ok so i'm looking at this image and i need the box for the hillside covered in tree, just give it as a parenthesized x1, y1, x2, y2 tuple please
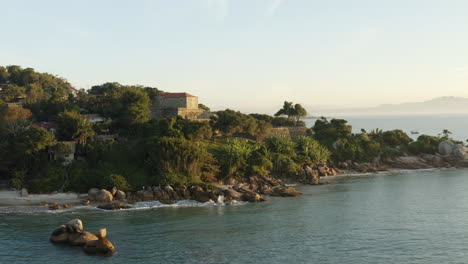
(0, 66, 460, 194)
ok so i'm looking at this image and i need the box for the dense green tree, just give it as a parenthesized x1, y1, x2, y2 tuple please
(119, 87, 151, 126)
(1, 84, 25, 102)
(56, 111, 95, 144)
(212, 109, 272, 139)
(15, 127, 56, 155)
(198, 103, 210, 111)
(0, 66, 9, 83)
(293, 136, 331, 165)
(146, 137, 219, 185)
(217, 138, 253, 179)
(275, 101, 307, 126)
(179, 120, 213, 141)
(377, 129, 413, 147)
(312, 118, 352, 147)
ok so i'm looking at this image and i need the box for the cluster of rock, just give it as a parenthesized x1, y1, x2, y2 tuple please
(335, 141, 468, 171)
(88, 187, 126, 203)
(85, 176, 302, 210)
(337, 161, 381, 173)
(50, 219, 115, 255)
(438, 140, 468, 160)
(385, 141, 468, 169)
(46, 202, 71, 210)
(298, 164, 340, 184)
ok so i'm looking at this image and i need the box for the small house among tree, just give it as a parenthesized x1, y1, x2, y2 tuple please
(48, 141, 77, 165)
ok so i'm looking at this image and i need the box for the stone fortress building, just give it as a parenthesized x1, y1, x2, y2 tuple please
(150, 92, 205, 120)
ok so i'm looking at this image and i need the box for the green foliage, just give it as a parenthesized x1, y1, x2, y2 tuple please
(56, 111, 95, 144)
(198, 103, 210, 111)
(246, 144, 273, 177)
(1, 84, 25, 101)
(15, 127, 56, 155)
(293, 136, 331, 165)
(274, 101, 308, 126)
(10, 169, 27, 189)
(270, 153, 299, 177)
(80, 82, 153, 130)
(408, 134, 444, 155)
(217, 138, 254, 179)
(265, 137, 300, 176)
(106, 174, 131, 191)
(265, 136, 295, 155)
(119, 87, 151, 126)
(271, 117, 305, 127)
(179, 120, 213, 141)
(378, 129, 413, 147)
(29, 166, 65, 193)
(312, 118, 352, 147)
(332, 134, 381, 162)
(146, 137, 219, 186)
(212, 109, 272, 139)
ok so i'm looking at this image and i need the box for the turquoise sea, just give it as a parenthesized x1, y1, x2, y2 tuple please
(2, 168, 468, 263)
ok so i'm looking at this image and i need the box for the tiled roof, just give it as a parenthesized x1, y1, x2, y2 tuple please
(160, 92, 195, 98)
(32, 122, 57, 130)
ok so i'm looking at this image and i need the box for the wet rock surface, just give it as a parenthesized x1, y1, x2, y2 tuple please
(50, 219, 116, 255)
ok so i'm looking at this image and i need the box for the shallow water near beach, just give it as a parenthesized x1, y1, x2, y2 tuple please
(2, 169, 468, 264)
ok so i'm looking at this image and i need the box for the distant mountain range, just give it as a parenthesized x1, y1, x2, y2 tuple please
(309, 96, 468, 116)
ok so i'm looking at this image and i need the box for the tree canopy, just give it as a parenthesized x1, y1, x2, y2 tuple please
(274, 101, 307, 126)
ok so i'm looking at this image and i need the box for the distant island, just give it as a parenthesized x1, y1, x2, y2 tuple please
(307, 96, 468, 116)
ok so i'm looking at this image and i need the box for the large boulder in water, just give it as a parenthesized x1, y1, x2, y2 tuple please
(66, 219, 83, 233)
(84, 239, 116, 255)
(94, 228, 107, 239)
(50, 225, 69, 243)
(69, 232, 99, 246)
(271, 187, 302, 197)
(50, 219, 116, 255)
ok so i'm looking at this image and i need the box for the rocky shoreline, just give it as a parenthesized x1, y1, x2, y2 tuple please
(84, 175, 303, 210)
(3, 140, 468, 211)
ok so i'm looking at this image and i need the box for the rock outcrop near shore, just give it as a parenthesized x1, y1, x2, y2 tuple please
(85, 176, 302, 210)
(50, 219, 116, 255)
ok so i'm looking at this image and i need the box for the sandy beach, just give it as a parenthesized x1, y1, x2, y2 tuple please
(0, 191, 84, 207)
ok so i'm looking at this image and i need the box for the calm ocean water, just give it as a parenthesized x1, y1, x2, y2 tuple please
(2, 169, 468, 263)
(304, 114, 468, 142)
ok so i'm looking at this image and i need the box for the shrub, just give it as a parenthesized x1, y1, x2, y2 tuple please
(107, 174, 131, 191)
(293, 136, 331, 165)
(29, 166, 65, 193)
(10, 169, 27, 189)
(146, 137, 219, 186)
(379, 130, 412, 147)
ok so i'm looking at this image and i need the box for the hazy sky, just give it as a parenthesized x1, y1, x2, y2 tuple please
(2, 0, 468, 113)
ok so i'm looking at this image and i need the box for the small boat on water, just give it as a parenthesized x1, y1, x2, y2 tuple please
(411, 130, 419, 135)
